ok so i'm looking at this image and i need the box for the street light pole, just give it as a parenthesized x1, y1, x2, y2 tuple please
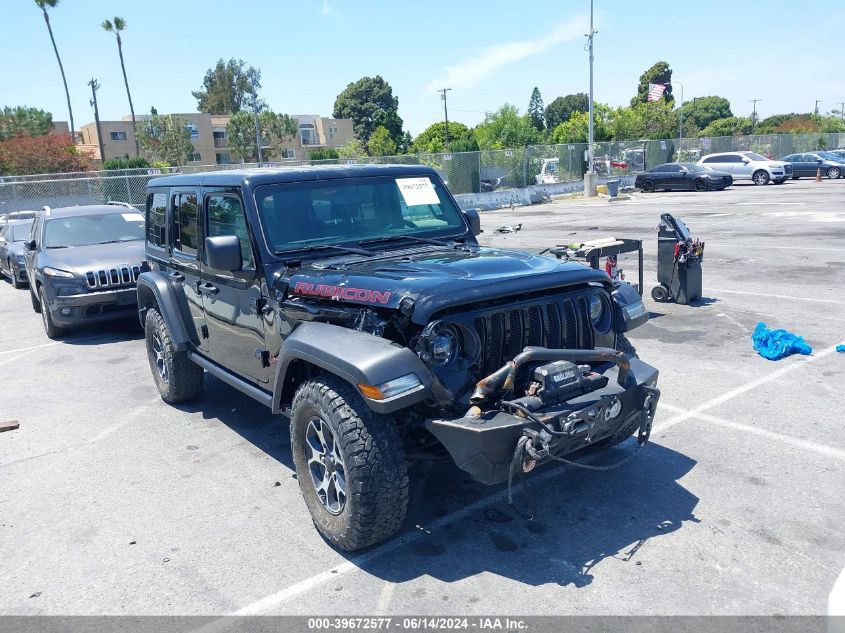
(439, 88, 452, 146)
(674, 81, 684, 142)
(814, 100, 822, 116)
(585, 0, 598, 196)
(749, 99, 762, 134)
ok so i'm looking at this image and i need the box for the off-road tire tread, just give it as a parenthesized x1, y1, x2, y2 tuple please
(145, 308, 203, 403)
(290, 376, 409, 551)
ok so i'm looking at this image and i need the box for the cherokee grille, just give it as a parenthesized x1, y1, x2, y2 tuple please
(473, 296, 594, 377)
(83, 265, 141, 290)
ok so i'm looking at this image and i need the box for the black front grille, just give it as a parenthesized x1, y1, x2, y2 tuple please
(472, 296, 593, 376)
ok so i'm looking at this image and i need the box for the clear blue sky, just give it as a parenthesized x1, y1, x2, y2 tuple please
(3, 0, 844, 136)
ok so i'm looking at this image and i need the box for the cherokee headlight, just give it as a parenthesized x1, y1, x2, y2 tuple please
(43, 266, 74, 278)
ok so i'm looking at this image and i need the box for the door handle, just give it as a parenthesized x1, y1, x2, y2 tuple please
(198, 282, 219, 295)
(167, 271, 184, 281)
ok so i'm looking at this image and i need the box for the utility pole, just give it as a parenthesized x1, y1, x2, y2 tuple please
(585, 0, 598, 196)
(438, 88, 452, 146)
(749, 99, 762, 134)
(672, 81, 684, 142)
(814, 100, 821, 116)
(88, 78, 105, 165)
(840, 102, 844, 121)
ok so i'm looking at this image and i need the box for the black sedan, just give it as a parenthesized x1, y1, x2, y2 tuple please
(780, 152, 844, 179)
(635, 163, 732, 192)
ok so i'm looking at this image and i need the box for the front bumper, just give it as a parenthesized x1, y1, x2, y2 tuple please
(426, 352, 659, 485)
(45, 285, 138, 326)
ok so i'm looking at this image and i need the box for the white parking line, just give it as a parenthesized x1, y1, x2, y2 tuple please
(226, 346, 839, 616)
(659, 402, 845, 461)
(653, 344, 839, 435)
(0, 341, 60, 356)
(708, 288, 845, 306)
(713, 244, 845, 252)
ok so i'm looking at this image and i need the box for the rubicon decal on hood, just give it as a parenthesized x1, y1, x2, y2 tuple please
(293, 281, 392, 305)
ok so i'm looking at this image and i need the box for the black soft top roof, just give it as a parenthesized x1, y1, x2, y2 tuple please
(148, 164, 439, 189)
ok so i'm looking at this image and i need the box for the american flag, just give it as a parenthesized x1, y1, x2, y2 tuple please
(647, 83, 666, 102)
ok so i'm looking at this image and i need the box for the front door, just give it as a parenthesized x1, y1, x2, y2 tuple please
(200, 191, 269, 384)
(168, 188, 207, 350)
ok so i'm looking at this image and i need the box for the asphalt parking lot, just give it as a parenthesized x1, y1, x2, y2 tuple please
(1, 178, 843, 616)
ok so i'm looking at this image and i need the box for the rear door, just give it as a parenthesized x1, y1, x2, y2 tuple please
(702, 155, 731, 175)
(199, 190, 269, 385)
(168, 188, 207, 350)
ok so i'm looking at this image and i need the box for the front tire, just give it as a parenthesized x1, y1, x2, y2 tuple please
(290, 376, 409, 551)
(10, 261, 23, 289)
(640, 179, 655, 193)
(827, 167, 841, 179)
(30, 286, 41, 313)
(39, 287, 66, 339)
(752, 170, 770, 185)
(692, 178, 708, 192)
(144, 307, 203, 403)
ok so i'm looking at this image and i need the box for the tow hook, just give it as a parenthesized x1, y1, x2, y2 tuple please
(638, 385, 660, 446)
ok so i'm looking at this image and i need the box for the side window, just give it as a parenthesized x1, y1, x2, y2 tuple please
(726, 155, 742, 163)
(30, 217, 41, 243)
(702, 156, 719, 164)
(172, 192, 199, 256)
(146, 192, 167, 248)
(206, 194, 254, 270)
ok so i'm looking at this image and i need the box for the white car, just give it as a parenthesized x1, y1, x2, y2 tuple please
(697, 151, 792, 185)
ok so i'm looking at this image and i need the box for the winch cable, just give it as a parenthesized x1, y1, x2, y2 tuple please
(503, 399, 652, 518)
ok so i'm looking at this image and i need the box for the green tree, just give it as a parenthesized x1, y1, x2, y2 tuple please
(699, 116, 753, 137)
(308, 148, 339, 161)
(0, 106, 54, 140)
(634, 101, 678, 139)
(679, 96, 732, 131)
(137, 110, 193, 165)
(193, 59, 258, 114)
(367, 126, 397, 156)
(333, 76, 404, 145)
(34, 0, 74, 138)
(474, 104, 542, 149)
(411, 121, 473, 153)
(544, 93, 589, 131)
(527, 87, 544, 132)
(550, 104, 613, 143)
(102, 156, 149, 170)
(0, 133, 87, 175)
(226, 110, 298, 162)
(102, 17, 139, 156)
(336, 138, 366, 158)
(631, 61, 674, 106)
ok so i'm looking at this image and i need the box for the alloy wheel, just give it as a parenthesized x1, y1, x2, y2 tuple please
(151, 331, 168, 383)
(305, 416, 347, 515)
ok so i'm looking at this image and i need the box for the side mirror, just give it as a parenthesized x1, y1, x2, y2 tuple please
(463, 208, 481, 236)
(204, 235, 242, 271)
(24, 239, 36, 251)
(817, 159, 823, 163)
(742, 159, 749, 164)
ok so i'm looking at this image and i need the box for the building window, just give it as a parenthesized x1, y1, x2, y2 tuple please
(187, 146, 202, 162)
(110, 131, 127, 141)
(216, 152, 230, 165)
(186, 123, 199, 139)
(213, 130, 227, 148)
(281, 148, 295, 159)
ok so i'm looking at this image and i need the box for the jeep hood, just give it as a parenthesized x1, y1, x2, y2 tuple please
(284, 246, 610, 324)
(39, 240, 146, 275)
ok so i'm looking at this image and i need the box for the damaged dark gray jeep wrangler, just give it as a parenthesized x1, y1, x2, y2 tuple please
(138, 165, 659, 550)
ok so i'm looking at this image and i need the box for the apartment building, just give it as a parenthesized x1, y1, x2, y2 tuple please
(78, 113, 354, 165)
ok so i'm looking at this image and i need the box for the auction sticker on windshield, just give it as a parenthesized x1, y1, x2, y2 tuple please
(396, 177, 439, 206)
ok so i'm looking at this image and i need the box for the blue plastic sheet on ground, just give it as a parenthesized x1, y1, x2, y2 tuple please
(751, 322, 813, 360)
(837, 344, 845, 353)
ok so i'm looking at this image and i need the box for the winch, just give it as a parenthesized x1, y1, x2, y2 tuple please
(507, 360, 609, 412)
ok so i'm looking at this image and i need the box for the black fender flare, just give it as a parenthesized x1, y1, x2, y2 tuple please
(273, 321, 433, 415)
(135, 272, 198, 351)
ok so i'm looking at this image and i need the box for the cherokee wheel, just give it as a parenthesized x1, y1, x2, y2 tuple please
(39, 287, 66, 339)
(290, 376, 409, 551)
(144, 307, 203, 403)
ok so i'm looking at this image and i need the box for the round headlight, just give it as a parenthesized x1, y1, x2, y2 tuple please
(428, 325, 459, 365)
(589, 294, 604, 323)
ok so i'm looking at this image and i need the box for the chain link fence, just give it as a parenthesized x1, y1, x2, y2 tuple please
(2, 132, 843, 214)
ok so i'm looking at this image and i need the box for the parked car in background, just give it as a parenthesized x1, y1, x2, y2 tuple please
(23, 203, 146, 338)
(0, 218, 34, 288)
(698, 151, 792, 185)
(536, 156, 627, 184)
(635, 163, 732, 193)
(780, 152, 844, 179)
(827, 149, 845, 161)
(0, 210, 39, 229)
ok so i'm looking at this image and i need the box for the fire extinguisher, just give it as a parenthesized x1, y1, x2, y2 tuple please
(604, 255, 624, 281)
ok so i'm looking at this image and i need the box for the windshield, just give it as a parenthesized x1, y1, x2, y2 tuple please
(255, 175, 467, 253)
(819, 152, 844, 162)
(43, 212, 145, 248)
(11, 221, 34, 241)
(743, 152, 768, 161)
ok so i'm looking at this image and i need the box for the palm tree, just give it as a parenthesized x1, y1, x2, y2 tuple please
(35, 0, 75, 141)
(102, 17, 139, 156)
